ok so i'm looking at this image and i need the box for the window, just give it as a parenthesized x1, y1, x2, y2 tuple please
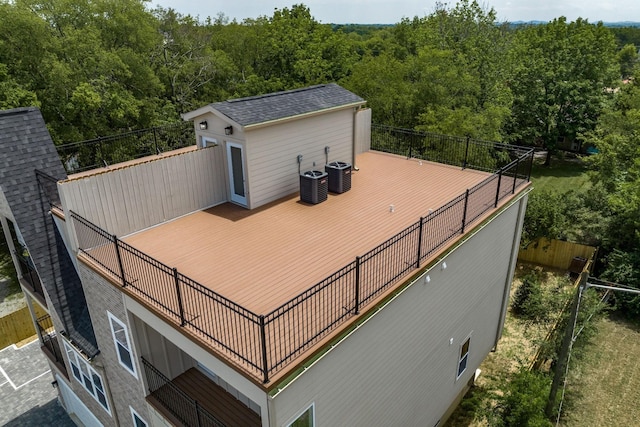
(130, 407, 148, 427)
(287, 404, 314, 427)
(63, 341, 111, 414)
(457, 336, 471, 379)
(108, 312, 137, 378)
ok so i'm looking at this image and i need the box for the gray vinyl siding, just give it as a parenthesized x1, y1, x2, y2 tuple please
(59, 146, 227, 237)
(245, 109, 354, 209)
(271, 196, 527, 427)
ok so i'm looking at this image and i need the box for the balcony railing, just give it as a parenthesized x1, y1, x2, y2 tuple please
(36, 314, 67, 375)
(14, 247, 46, 303)
(71, 128, 533, 384)
(370, 124, 531, 173)
(141, 358, 226, 427)
(35, 169, 63, 211)
(56, 122, 195, 174)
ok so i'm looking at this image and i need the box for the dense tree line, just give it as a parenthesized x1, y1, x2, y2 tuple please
(1, 0, 639, 311)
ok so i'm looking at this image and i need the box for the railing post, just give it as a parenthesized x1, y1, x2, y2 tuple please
(463, 136, 470, 169)
(528, 150, 535, 181)
(408, 133, 413, 159)
(173, 268, 186, 326)
(195, 400, 203, 427)
(495, 168, 503, 208)
(461, 189, 469, 234)
(416, 218, 424, 268)
(512, 158, 520, 194)
(113, 235, 126, 288)
(259, 315, 269, 383)
(354, 256, 361, 315)
(153, 126, 159, 154)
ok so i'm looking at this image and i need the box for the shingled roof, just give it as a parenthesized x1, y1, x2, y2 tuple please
(0, 107, 98, 357)
(208, 83, 365, 127)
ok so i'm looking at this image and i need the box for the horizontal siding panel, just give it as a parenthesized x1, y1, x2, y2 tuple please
(59, 148, 227, 237)
(272, 199, 523, 427)
(247, 110, 354, 208)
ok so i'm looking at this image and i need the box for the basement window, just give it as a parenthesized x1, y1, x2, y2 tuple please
(287, 403, 315, 427)
(108, 311, 137, 378)
(457, 336, 471, 379)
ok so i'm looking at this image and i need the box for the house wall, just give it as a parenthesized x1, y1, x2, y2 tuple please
(193, 112, 246, 148)
(59, 146, 226, 237)
(270, 195, 528, 427)
(244, 108, 356, 209)
(77, 262, 152, 427)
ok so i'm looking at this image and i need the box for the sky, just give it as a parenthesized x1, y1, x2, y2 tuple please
(149, 0, 640, 24)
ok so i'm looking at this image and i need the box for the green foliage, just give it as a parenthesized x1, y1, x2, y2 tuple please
(506, 18, 618, 165)
(584, 70, 640, 318)
(512, 271, 547, 322)
(0, 236, 19, 294)
(618, 43, 639, 78)
(540, 287, 606, 370)
(500, 369, 553, 427)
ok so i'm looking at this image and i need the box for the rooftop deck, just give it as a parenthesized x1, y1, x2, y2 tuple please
(72, 138, 532, 386)
(123, 151, 490, 314)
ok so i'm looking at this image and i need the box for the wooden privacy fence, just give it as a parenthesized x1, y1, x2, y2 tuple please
(518, 238, 596, 270)
(0, 304, 47, 349)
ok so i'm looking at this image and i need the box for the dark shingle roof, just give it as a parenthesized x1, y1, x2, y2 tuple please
(210, 83, 365, 127)
(0, 107, 99, 357)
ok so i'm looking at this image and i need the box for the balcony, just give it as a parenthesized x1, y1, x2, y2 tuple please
(36, 314, 68, 378)
(70, 126, 533, 385)
(141, 358, 261, 427)
(14, 247, 47, 307)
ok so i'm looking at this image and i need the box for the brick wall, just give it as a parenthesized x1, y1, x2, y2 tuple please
(78, 263, 151, 427)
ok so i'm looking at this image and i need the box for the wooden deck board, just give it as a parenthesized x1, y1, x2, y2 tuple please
(123, 151, 491, 314)
(148, 368, 261, 427)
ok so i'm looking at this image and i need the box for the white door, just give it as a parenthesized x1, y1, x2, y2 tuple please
(226, 142, 247, 206)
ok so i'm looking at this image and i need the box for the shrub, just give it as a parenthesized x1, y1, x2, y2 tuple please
(501, 369, 553, 427)
(512, 271, 547, 322)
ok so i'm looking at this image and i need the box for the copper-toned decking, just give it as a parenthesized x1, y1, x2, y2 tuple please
(124, 151, 491, 314)
(74, 148, 531, 386)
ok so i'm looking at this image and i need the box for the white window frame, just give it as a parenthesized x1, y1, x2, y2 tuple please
(286, 403, 315, 427)
(63, 341, 111, 415)
(130, 406, 148, 427)
(456, 335, 472, 380)
(108, 311, 138, 378)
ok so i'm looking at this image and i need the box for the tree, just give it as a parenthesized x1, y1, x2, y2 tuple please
(618, 43, 638, 79)
(506, 18, 618, 165)
(584, 71, 640, 316)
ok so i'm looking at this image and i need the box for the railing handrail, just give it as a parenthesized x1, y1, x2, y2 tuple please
(70, 126, 534, 383)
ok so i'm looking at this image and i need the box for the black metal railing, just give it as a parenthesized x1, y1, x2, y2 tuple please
(141, 357, 226, 427)
(36, 314, 66, 368)
(55, 122, 195, 174)
(14, 247, 45, 300)
(71, 140, 532, 383)
(35, 169, 63, 210)
(371, 124, 532, 174)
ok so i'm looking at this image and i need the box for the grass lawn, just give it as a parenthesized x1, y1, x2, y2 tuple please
(560, 316, 640, 427)
(529, 155, 591, 194)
